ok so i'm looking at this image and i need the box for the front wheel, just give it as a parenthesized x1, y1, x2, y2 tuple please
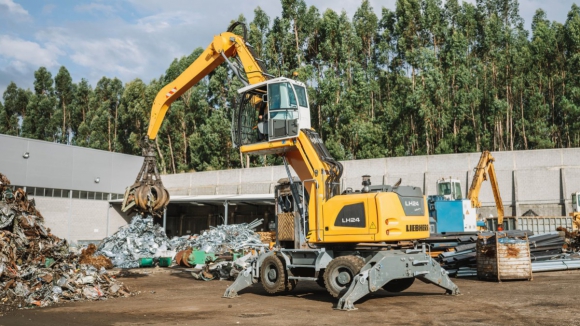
(324, 256, 365, 298)
(260, 255, 287, 294)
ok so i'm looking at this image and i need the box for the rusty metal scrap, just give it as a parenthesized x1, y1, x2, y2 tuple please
(79, 244, 113, 270)
(0, 172, 131, 314)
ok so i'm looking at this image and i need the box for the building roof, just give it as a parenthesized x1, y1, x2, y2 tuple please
(109, 193, 274, 206)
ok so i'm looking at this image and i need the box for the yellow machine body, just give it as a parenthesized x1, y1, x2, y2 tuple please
(241, 131, 430, 244)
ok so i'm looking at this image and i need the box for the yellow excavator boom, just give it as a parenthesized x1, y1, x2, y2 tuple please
(467, 151, 504, 227)
(147, 28, 268, 140)
(126, 23, 270, 217)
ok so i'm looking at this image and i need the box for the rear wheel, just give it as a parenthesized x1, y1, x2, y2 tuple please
(285, 279, 298, 292)
(383, 278, 415, 292)
(315, 270, 326, 288)
(324, 256, 365, 298)
(260, 255, 287, 294)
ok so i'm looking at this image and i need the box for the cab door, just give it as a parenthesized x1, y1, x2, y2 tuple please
(267, 82, 300, 140)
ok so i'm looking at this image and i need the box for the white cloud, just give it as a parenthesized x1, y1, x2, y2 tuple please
(74, 2, 115, 14)
(42, 4, 56, 15)
(0, 35, 61, 68)
(135, 11, 196, 33)
(0, 0, 31, 21)
(69, 38, 146, 74)
(37, 27, 149, 82)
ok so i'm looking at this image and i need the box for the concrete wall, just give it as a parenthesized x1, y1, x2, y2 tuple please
(0, 134, 140, 243)
(162, 148, 580, 217)
(35, 197, 131, 244)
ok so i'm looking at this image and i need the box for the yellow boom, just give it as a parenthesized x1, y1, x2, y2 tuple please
(147, 26, 269, 139)
(467, 151, 505, 228)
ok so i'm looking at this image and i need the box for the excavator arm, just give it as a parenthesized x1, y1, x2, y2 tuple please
(467, 151, 505, 229)
(147, 23, 270, 140)
(124, 22, 271, 217)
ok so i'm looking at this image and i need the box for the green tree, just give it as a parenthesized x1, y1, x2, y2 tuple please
(54, 66, 74, 143)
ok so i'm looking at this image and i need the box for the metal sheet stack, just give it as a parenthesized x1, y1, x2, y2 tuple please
(528, 232, 567, 261)
(528, 231, 580, 272)
(430, 230, 580, 276)
(427, 234, 478, 277)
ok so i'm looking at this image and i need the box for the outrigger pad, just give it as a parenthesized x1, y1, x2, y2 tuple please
(223, 267, 255, 298)
(336, 248, 460, 311)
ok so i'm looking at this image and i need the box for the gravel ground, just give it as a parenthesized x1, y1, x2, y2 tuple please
(2, 267, 579, 326)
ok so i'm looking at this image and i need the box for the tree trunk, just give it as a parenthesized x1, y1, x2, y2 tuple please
(62, 102, 67, 143)
(167, 133, 176, 174)
(108, 116, 111, 151)
(293, 19, 301, 65)
(155, 138, 167, 174)
(114, 103, 118, 152)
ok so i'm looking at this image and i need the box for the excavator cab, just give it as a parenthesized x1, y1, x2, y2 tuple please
(232, 77, 311, 147)
(436, 178, 463, 200)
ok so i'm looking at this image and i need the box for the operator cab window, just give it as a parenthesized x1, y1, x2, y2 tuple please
(267, 82, 300, 140)
(453, 182, 462, 199)
(438, 182, 451, 196)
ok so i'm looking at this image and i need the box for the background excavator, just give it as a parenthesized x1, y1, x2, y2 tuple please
(127, 22, 459, 310)
(428, 150, 505, 233)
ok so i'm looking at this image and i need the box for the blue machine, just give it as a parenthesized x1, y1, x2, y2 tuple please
(428, 178, 479, 234)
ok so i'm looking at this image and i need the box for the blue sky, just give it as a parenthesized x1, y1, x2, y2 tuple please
(0, 0, 575, 96)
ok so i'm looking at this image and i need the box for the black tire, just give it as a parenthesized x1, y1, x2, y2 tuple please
(383, 278, 415, 292)
(315, 270, 326, 288)
(285, 279, 298, 292)
(260, 255, 287, 294)
(324, 256, 365, 298)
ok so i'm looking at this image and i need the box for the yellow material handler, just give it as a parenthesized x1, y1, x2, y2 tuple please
(141, 22, 459, 310)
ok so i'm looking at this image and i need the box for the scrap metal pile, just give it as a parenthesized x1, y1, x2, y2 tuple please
(178, 219, 267, 281)
(97, 215, 266, 269)
(0, 173, 130, 313)
(97, 215, 182, 268)
(190, 218, 265, 254)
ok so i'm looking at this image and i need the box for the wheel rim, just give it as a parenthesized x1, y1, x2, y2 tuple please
(336, 270, 352, 286)
(331, 267, 355, 289)
(264, 263, 278, 284)
(267, 266, 277, 281)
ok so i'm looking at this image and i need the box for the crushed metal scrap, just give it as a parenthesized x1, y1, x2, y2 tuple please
(98, 215, 266, 270)
(189, 218, 266, 254)
(97, 215, 183, 268)
(175, 219, 268, 280)
(0, 172, 130, 314)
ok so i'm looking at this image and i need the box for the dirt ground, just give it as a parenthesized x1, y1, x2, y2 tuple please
(2, 268, 579, 326)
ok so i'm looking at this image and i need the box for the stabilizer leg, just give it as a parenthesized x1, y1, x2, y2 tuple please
(223, 266, 256, 298)
(336, 248, 459, 311)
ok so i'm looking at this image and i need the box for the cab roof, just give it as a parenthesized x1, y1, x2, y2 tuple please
(237, 77, 307, 94)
